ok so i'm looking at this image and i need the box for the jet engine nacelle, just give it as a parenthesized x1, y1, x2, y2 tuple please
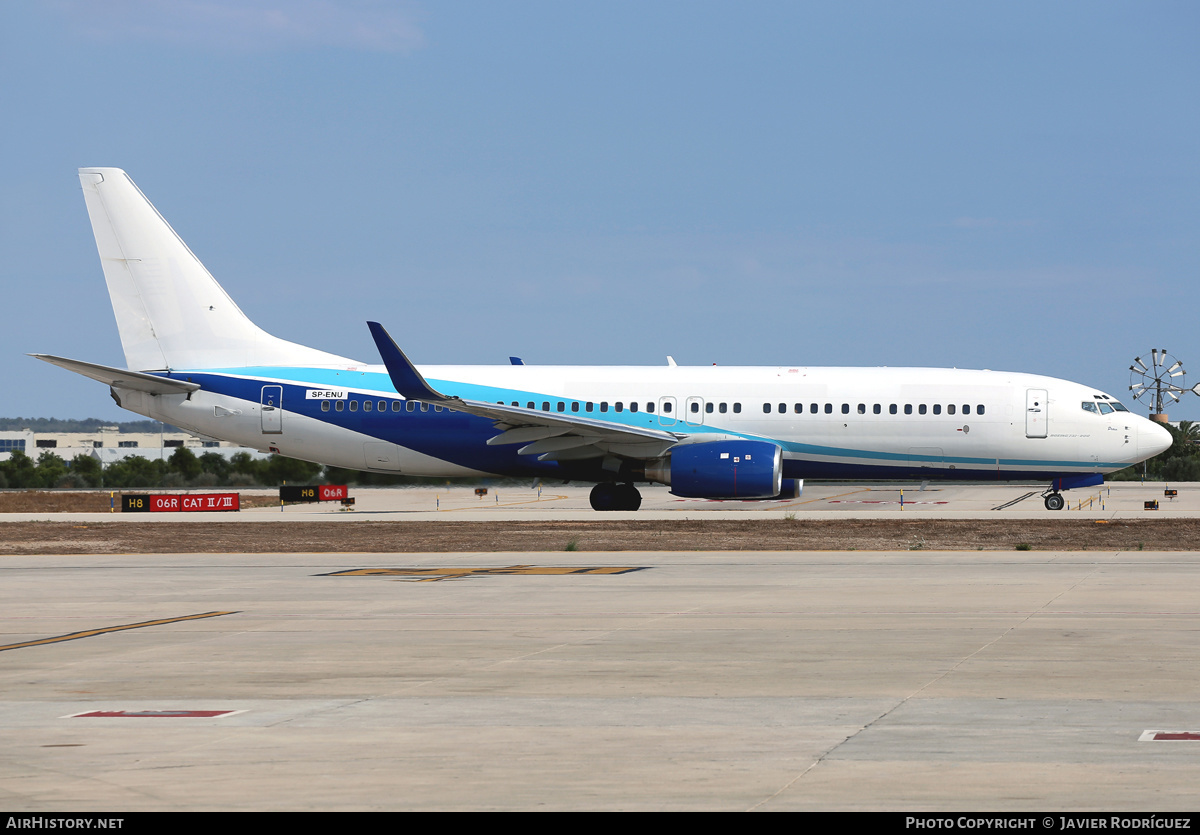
(647, 440, 783, 499)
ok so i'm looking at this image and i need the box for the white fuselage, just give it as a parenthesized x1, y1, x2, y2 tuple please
(113, 362, 1167, 482)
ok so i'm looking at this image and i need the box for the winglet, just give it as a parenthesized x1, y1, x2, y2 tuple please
(367, 322, 451, 402)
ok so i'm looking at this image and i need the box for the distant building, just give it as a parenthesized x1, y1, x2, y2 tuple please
(0, 426, 267, 464)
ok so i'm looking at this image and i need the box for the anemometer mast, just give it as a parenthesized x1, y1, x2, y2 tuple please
(1129, 349, 1200, 423)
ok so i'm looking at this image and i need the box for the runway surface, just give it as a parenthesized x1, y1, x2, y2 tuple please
(4, 479, 1198, 522)
(3, 546, 1200, 810)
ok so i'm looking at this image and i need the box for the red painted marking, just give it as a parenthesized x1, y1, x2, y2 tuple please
(1152, 732, 1200, 740)
(319, 484, 347, 501)
(74, 710, 236, 718)
(147, 493, 239, 512)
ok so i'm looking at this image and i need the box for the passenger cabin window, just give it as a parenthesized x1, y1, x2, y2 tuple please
(647, 403, 655, 413)
(692, 402, 701, 413)
(763, 403, 771, 414)
(630, 402, 639, 412)
(858, 403, 866, 414)
(571, 402, 579, 412)
(542, 402, 550, 411)
(794, 403, 803, 414)
(363, 401, 372, 411)
(557, 402, 565, 412)
(349, 401, 358, 412)
(963, 405, 970, 414)
(600, 402, 608, 412)
(811, 403, 818, 414)
(615, 402, 624, 412)
(733, 403, 741, 414)
(406, 401, 415, 412)
(586, 402, 593, 412)
(918, 404, 926, 415)
(890, 404, 897, 414)
(904, 404, 912, 415)
(778, 403, 786, 413)
(720, 403, 728, 413)
(978, 405, 986, 415)
(873, 404, 881, 414)
(392, 401, 400, 411)
(663, 402, 672, 413)
(706, 403, 714, 413)
(825, 403, 833, 414)
(321, 401, 330, 412)
(948, 404, 956, 415)
(933, 404, 941, 415)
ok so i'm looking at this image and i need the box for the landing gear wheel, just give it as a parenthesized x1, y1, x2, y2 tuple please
(589, 483, 617, 511)
(1044, 493, 1065, 511)
(616, 483, 642, 511)
(589, 483, 642, 511)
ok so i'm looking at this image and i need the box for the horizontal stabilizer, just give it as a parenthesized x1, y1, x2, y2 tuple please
(29, 354, 200, 395)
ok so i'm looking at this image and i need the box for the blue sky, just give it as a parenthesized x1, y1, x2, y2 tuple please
(3, 1, 1198, 422)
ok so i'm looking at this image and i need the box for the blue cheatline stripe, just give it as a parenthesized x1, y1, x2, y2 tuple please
(164, 368, 1117, 475)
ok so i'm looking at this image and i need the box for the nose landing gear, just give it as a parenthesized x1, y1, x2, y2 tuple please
(1043, 491, 1065, 511)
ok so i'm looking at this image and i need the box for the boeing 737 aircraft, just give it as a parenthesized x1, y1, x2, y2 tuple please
(32, 168, 1172, 511)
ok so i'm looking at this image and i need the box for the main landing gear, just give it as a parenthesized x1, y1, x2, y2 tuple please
(1043, 491, 1065, 511)
(589, 482, 642, 511)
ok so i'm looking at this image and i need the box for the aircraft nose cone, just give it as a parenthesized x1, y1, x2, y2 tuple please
(1140, 420, 1173, 460)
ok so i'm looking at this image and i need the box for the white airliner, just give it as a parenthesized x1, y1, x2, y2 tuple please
(33, 168, 1171, 511)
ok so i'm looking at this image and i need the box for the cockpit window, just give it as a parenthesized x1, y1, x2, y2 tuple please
(1082, 402, 1099, 414)
(1097, 402, 1114, 414)
(1110, 401, 1129, 412)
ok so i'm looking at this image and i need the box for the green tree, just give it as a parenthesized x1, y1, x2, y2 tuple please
(260, 455, 323, 486)
(0, 450, 37, 488)
(103, 455, 167, 488)
(198, 452, 232, 484)
(35, 452, 68, 487)
(167, 447, 203, 482)
(70, 455, 103, 488)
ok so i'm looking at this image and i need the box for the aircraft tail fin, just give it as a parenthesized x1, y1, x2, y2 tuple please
(78, 168, 356, 371)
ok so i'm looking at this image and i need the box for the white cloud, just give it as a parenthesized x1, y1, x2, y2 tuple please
(50, 0, 424, 52)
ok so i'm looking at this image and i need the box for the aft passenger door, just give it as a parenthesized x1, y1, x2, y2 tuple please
(261, 385, 283, 434)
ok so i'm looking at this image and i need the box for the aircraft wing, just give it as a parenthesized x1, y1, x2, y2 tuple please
(367, 322, 681, 461)
(29, 354, 201, 395)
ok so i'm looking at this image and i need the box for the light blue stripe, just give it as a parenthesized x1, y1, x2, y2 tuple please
(182, 367, 1122, 471)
